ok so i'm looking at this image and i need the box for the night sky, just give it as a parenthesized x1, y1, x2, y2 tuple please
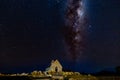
(0, 0, 120, 73)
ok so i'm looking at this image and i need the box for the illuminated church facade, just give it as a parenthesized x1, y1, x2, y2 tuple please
(45, 59, 63, 73)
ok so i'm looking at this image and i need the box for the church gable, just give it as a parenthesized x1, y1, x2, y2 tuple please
(46, 60, 62, 73)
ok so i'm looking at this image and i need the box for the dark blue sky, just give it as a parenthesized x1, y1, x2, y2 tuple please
(0, 0, 120, 73)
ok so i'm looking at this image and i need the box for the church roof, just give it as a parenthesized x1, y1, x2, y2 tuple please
(50, 59, 62, 68)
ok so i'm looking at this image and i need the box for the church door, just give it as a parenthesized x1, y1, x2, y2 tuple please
(55, 67, 58, 72)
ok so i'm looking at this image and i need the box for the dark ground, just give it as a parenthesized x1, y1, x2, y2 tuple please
(0, 76, 31, 80)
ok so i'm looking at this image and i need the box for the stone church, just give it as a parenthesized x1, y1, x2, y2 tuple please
(45, 59, 63, 73)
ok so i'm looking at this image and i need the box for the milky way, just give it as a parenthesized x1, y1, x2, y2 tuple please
(63, 0, 88, 62)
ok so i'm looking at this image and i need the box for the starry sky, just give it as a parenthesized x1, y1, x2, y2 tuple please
(0, 0, 120, 73)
